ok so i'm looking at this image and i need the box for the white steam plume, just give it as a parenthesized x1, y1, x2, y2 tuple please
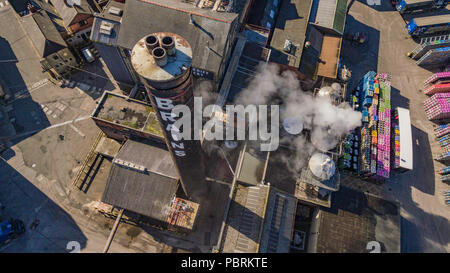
(234, 63, 362, 171)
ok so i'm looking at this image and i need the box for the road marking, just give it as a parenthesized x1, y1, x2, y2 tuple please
(69, 124, 86, 138)
(0, 116, 90, 141)
(8, 79, 49, 103)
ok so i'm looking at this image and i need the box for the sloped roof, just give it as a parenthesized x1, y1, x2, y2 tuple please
(102, 140, 179, 220)
(21, 10, 67, 58)
(117, 0, 238, 78)
(52, 0, 93, 27)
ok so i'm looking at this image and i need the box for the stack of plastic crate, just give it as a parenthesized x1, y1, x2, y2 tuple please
(434, 123, 450, 137)
(425, 83, 450, 95)
(443, 144, 450, 153)
(439, 166, 450, 175)
(393, 124, 400, 168)
(376, 76, 391, 179)
(424, 72, 450, 86)
(424, 93, 450, 120)
(436, 152, 450, 162)
(439, 134, 450, 147)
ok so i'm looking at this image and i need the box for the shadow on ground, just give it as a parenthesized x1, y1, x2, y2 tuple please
(352, 0, 396, 12)
(0, 37, 50, 150)
(0, 159, 87, 252)
(341, 15, 381, 94)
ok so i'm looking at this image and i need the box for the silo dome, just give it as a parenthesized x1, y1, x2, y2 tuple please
(282, 117, 303, 135)
(317, 86, 340, 101)
(308, 153, 336, 181)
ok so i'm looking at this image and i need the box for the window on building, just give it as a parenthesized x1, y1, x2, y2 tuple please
(53, 55, 59, 60)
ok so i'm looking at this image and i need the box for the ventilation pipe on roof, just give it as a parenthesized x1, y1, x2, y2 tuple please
(145, 35, 159, 51)
(152, 47, 168, 67)
(161, 36, 176, 56)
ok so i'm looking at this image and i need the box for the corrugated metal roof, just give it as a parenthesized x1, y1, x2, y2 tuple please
(313, 0, 347, 34)
(258, 188, 296, 253)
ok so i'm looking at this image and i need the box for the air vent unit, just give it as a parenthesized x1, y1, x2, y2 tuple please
(109, 6, 123, 16)
(99, 21, 114, 36)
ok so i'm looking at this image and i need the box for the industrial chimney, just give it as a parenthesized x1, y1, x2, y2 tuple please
(131, 32, 206, 201)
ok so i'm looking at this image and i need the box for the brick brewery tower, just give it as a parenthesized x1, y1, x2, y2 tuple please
(131, 33, 206, 200)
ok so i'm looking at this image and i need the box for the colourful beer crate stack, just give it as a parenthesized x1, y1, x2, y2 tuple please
(376, 76, 391, 179)
(393, 123, 400, 169)
(438, 134, 450, 147)
(425, 83, 450, 95)
(356, 71, 392, 180)
(439, 166, 450, 175)
(424, 72, 450, 86)
(442, 174, 450, 182)
(435, 152, 450, 162)
(434, 123, 450, 137)
(424, 93, 450, 120)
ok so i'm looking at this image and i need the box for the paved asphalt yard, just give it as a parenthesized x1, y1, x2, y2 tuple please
(0, 2, 449, 252)
(341, 1, 450, 252)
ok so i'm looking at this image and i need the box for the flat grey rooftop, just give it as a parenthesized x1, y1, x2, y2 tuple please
(92, 92, 163, 138)
(269, 0, 313, 67)
(90, 17, 121, 46)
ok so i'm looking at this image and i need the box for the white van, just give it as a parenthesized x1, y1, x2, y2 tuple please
(81, 47, 95, 63)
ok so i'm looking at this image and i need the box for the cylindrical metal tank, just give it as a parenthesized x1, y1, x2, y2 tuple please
(131, 32, 205, 201)
(308, 153, 336, 181)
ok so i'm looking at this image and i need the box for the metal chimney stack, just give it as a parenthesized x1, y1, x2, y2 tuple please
(131, 32, 206, 201)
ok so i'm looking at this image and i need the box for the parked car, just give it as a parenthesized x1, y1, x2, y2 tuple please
(0, 219, 25, 245)
(81, 47, 95, 63)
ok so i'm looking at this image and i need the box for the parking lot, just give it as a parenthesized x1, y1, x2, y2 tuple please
(341, 0, 450, 252)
